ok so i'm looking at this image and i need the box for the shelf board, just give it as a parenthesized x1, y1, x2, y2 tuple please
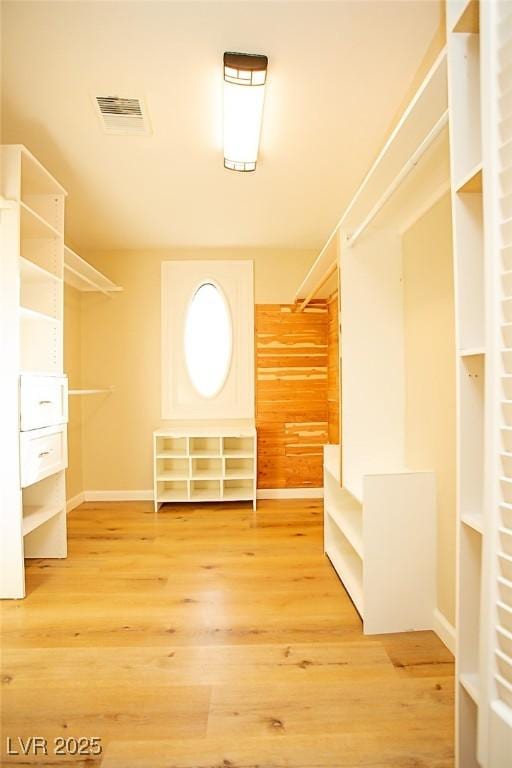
(156, 451, 188, 459)
(18, 144, 67, 196)
(456, 162, 483, 193)
(64, 246, 122, 295)
(460, 672, 481, 705)
(191, 471, 222, 480)
(459, 347, 486, 357)
(20, 256, 62, 284)
(461, 513, 484, 534)
(325, 498, 363, 559)
(452, 0, 479, 33)
(156, 490, 188, 503)
(23, 504, 63, 536)
(325, 544, 364, 616)
(191, 489, 221, 502)
(190, 451, 222, 459)
(156, 471, 189, 481)
(223, 450, 255, 459)
(68, 388, 112, 396)
(20, 201, 62, 239)
(19, 305, 61, 324)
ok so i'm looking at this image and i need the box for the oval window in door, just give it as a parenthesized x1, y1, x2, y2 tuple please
(184, 282, 232, 398)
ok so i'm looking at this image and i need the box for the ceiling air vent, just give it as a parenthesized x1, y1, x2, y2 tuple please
(95, 96, 150, 135)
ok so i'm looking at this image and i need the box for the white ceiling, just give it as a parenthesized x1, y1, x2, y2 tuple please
(1, 1, 442, 252)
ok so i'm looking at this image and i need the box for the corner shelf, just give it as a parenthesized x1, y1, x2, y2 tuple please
(64, 246, 122, 296)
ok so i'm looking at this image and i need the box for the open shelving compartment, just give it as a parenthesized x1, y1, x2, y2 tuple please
(22, 472, 65, 537)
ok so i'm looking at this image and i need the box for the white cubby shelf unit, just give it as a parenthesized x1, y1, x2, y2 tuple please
(153, 421, 257, 510)
(1, 145, 69, 599)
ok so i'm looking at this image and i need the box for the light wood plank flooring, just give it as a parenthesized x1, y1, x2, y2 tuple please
(0, 499, 454, 767)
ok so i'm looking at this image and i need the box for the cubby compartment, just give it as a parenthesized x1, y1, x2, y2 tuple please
(222, 436, 254, 457)
(224, 457, 254, 479)
(191, 479, 221, 501)
(20, 311, 62, 374)
(22, 471, 65, 537)
(156, 480, 189, 503)
(155, 436, 188, 458)
(191, 458, 222, 479)
(223, 478, 253, 501)
(459, 355, 485, 519)
(190, 437, 221, 457)
(20, 258, 62, 320)
(155, 457, 189, 481)
(454, 192, 484, 351)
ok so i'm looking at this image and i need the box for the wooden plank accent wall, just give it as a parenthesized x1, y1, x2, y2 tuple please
(255, 304, 329, 489)
(327, 292, 340, 444)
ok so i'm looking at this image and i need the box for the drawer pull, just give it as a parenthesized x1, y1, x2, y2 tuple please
(38, 400, 53, 406)
(38, 449, 53, 458)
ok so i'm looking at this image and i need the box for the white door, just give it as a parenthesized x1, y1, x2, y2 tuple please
(161, 260, 254, 419)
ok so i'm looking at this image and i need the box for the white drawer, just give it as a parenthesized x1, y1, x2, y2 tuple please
(20, 424, 68, 488)
(20, 374, 68, 431)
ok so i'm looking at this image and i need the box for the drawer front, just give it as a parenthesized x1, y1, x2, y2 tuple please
(20, 425, 68, 488)
(20, 375, 68, 431)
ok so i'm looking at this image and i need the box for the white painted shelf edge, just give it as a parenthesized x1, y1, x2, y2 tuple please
(64, 246, 122, 295)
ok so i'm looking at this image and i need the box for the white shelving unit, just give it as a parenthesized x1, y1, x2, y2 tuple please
(153, 421, 257, 511)
(1, 145, 68, 599)
(324, 445, 436, 634)
(447, 0, 512, 764)
(446, 1, 487, 764)
(296, 46, 448, 637)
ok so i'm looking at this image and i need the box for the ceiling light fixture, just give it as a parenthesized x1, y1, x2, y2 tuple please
(223, 51, 268, 172)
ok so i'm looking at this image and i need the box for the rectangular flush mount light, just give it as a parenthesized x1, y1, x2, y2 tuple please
(223, 51, 268, 172)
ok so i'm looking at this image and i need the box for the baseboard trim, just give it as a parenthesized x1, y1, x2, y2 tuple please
(257, 488, 324, 499)
(66, 492, 85, 512)
(433, 608, 456, 655)
(81, 488, 324, 502)
(83, 490, 154, 502)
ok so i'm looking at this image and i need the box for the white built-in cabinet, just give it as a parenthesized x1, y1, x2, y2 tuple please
(0, 145, 68, 599)
(154, 421, 257, 511)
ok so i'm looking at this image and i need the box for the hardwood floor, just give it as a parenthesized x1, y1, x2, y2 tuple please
(0, 499, 454, 767)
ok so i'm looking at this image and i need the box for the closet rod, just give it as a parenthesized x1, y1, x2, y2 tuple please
(347, 109, 449, 248)
(296, 261, 338, 312)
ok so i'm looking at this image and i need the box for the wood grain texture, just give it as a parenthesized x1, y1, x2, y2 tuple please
(327, 291, 340, 444)
(0, 500, 454, 767)
(256, 304, 329, 488)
